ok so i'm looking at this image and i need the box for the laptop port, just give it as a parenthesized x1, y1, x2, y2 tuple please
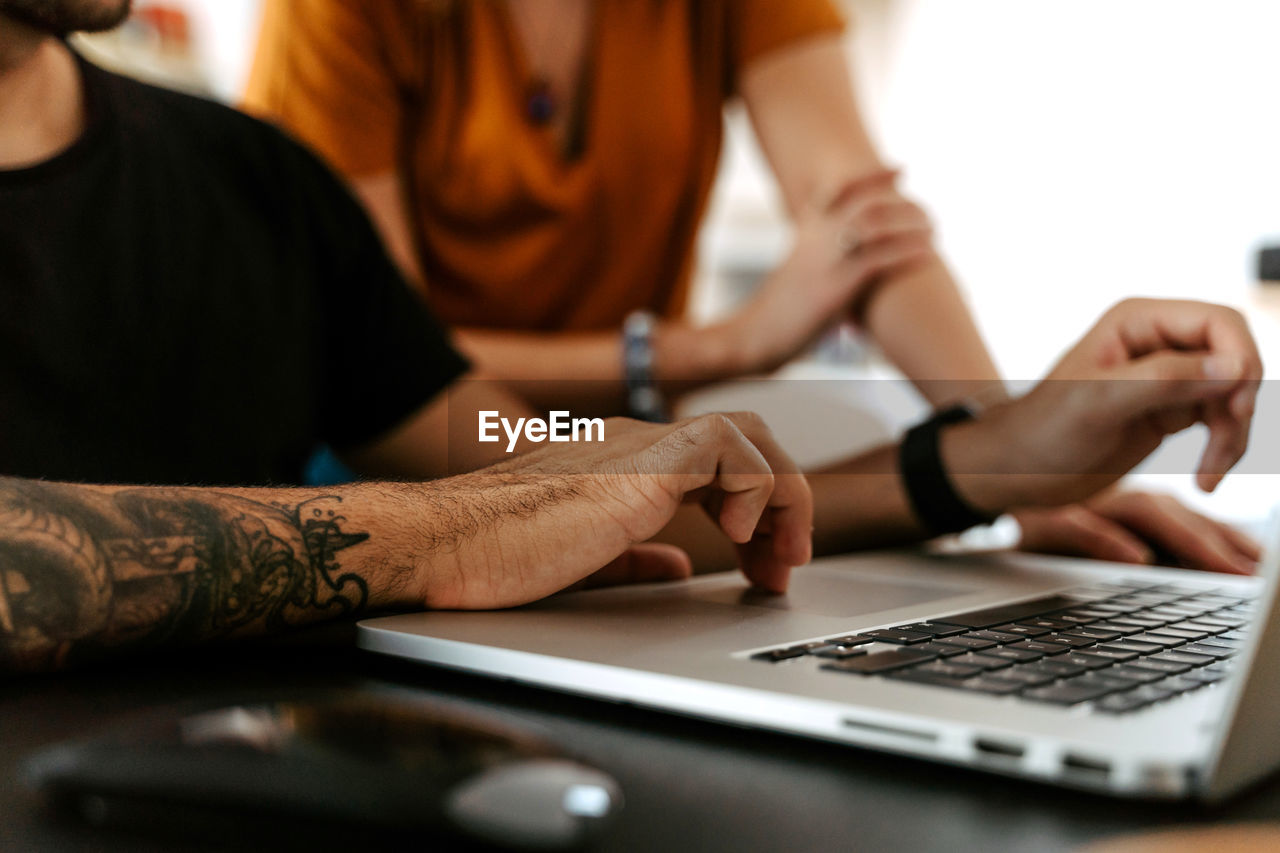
(1061, 752, 1112, 781)
(840, 717, 937, 743)
(973, 738, 1024, 760)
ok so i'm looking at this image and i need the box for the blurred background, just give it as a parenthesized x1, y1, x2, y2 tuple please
(76, 0, 1280, 373)
(76, 0, 1280, 526)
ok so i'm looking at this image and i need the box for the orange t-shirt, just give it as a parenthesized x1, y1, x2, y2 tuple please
(245, 0, 844, 332)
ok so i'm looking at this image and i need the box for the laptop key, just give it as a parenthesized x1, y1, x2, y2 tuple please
(992, 623, 1051, 637)
(1149, 651, 1214, 668)
(1126, 633, 1185, 649)
(1066, 650, 1134, 668)
(933, 635, 998, 651)
(1124, 658, 1192, 676)
(1175, 621, 1229, 636)
(912, 660, 986, 679)
(958, 676, 1027, 695)
(1106, 616, 1170, 629)
(1158, 676, 1205, 695)
(821, 648, 936, 674)
(1075, 646, 1139, 663)
(885, 670, 973, 689)
(1027, 659, 1088, 678)
(1016, 617, 1077, 630)
(1181, 668, 1227, 685)
(988, 666, 1056, 687)
(1096, 639, 1164, 655)
(1103, 665, 1168, 684)
(810, 645, 869, 659)
(915, 642, 968, 658)
(1057, 653, 1116, 671)
(1008, 640, 1071, 656)
(1113, 593, 1184, 607)
(886, 671, 1024, 696)
(982, 646, 1044, 663)
(1097, 684, 1174, 713)
(1084, 602, 1141, 615)
(1086, 622, 1143, 636)
(825, 636, 875, 646)
(1096, 692, 1155, 713)
(751, 647, 809, 662)
(1130, 683, 1177, 702)
(1143, 627, 1209, 642)
(895, 622, 969, 638)
(1074, 674, 1136, 692)
(1023, 680, 1126, 706)
(859, 629, 934, 645)
(1178, 643, 1235, 660)
(968, 629, 1023, 644)
(949, 653, 1014, 671)
(1059, 627, 1124, 642)
(937, 595, 1092, 629)
(1042, 634, 1099, 649)
(1056, 611, 1106, 624)
(1147, 605, 1212, 619)
(1192, 615, 1248, 629)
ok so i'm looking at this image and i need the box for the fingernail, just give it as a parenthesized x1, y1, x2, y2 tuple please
(1203, 354, 1243, 381)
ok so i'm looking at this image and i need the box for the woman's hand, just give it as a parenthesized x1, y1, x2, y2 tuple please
(719, 170, 934, 375)
(1013, 490, 1261, 575)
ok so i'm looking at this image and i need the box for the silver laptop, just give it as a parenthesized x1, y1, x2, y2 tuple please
(358, 530, 1280, 801)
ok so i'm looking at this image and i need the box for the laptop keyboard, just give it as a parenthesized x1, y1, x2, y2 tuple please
(748, 581, 1254, 714)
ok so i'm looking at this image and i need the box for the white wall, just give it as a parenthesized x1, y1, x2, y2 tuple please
(704, 0, 1280, 378)
(162, 0, 261, 101)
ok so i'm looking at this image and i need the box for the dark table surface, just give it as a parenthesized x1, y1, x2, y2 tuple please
(4, 629, 1280, 853)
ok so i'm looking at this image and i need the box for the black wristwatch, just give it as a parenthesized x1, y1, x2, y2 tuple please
(899, 404, 999, 536)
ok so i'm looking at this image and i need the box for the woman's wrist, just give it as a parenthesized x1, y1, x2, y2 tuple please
(651, 319, 753, 385)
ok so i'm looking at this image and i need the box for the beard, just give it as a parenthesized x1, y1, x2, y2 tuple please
(0, 0, 133, 35)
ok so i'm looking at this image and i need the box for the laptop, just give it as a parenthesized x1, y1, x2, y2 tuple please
(358, 528, 1280, 801)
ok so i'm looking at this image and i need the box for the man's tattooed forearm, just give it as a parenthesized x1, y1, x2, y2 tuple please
(0, 478, 370, 671)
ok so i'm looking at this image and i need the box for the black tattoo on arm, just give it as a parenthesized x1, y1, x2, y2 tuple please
(0, 478, 371, 672)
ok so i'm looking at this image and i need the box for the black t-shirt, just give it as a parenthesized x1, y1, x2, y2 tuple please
(0, 55, 468, 485)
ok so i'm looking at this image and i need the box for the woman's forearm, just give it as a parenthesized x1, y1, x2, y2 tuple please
(860, 253, 1007, 407)
(454, 321, 746, 415)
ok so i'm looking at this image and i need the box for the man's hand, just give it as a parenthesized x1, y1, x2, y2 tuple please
(418, 413, 813, 610)
(944, 299, 1263, 513)
(0, 415, 810, 672)
(1014, 491, 1261, 575)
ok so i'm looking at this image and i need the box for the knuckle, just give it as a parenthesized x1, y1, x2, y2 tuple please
(697, 413, 738, 440)
(1134, 492, 1164, 514)
(856, 200, 894, 228)
(1110, 297, 1144, 317)
(1216, 304, 1246, 325)
(729, 410, 767, 432)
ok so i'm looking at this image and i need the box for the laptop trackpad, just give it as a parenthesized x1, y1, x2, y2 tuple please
(689, 569, 973, 619)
